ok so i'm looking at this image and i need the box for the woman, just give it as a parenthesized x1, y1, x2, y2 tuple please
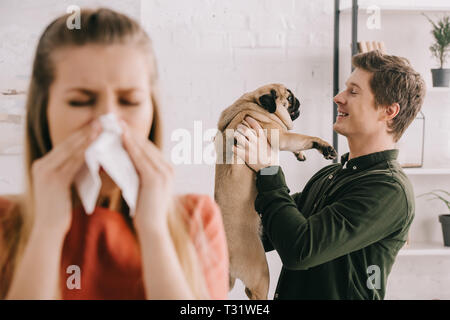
(0, 8, 228, 299)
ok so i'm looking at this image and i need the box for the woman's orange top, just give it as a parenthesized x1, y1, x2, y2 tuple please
(0, 194, 229, 299)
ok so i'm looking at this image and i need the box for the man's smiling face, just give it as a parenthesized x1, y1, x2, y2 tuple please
(333, 68, 386, 140)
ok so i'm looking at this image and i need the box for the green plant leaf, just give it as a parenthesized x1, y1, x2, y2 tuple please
(418, 190, 450, 211)
(433, 189, 450, 197)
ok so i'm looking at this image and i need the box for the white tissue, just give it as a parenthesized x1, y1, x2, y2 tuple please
(74, 113, 139, 216)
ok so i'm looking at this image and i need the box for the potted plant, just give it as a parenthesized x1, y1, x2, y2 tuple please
(423, 14, 450, 87)
(418, 190, 450, 246)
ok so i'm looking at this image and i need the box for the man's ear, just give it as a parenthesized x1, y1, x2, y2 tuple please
(258, 89, 277, 113)
(384, 102, 400, 120)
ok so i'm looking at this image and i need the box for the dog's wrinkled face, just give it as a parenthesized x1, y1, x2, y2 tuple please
(286, 89, 301, 121)
(257, 86, 301, 121)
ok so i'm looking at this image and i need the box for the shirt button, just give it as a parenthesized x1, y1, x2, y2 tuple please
(353, 166, 357, 170)
(328, 174, 333, 179)
(275, 293, 279, 299)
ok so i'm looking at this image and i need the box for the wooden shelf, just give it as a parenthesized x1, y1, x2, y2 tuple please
(399, 242, 450, 256)
(340, 0, 450, 12)
(403, 168, 450, 175)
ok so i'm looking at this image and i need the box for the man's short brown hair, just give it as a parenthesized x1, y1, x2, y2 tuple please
(352, 50, 426, 142)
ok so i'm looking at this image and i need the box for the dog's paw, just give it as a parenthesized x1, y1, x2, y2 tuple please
(322, 145, 337, 160)
(294, 151, 306, 161)
(312, 141, 337, 160)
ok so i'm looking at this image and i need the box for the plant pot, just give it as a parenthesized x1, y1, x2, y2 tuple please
(431, 68, 450, 87)
(439, 214, 450, 247)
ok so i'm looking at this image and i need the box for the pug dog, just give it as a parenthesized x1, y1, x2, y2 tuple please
(214, 83, 337, 300)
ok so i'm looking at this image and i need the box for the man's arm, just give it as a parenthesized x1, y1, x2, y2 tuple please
(255, 166, 409, 270)
(260, 192, 302, 253)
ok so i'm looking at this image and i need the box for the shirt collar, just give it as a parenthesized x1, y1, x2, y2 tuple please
(340, 149, 399, 172)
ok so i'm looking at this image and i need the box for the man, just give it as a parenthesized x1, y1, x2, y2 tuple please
(233, 50, 426, 299)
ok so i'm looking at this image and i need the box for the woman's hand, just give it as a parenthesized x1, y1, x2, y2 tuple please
(31, 119, 102, 235)
(6, 120, 101, 300)
(121, 122, 195, 299)
(120, 122, 174, 233)
(233, 116, 279, 173)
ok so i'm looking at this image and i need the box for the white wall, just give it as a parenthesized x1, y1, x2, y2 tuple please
(1, 0, 449, 300)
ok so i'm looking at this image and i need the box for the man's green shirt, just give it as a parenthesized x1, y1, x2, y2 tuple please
(255, 149, 414, 300)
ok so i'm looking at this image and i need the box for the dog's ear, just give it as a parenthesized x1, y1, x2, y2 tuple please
(258, 89, 277, 113)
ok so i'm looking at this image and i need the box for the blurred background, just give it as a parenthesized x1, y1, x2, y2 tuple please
(0, 0, 449, 299)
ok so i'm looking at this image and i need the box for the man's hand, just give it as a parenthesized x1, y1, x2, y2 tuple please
(232, 116, 279, 172)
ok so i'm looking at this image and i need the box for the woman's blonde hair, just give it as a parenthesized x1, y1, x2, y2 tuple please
(0, 8, 209, 299)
